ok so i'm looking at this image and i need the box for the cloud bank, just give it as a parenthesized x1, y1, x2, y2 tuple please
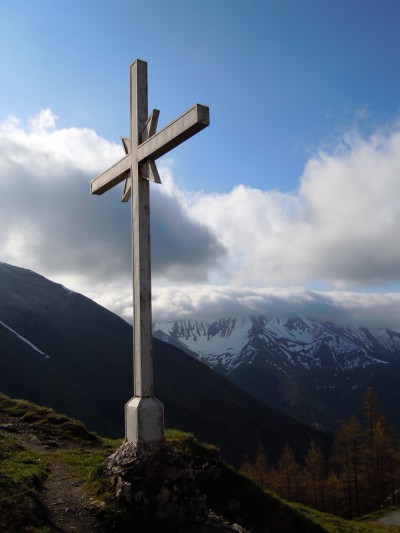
(187, 123, 400, 288)
(0, 110, 224, 289)
(1, 109, 400, 328)
(152, 286, 400, 330)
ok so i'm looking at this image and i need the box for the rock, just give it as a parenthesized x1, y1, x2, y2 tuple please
(227, 499, 241, 513)
(106, 440, 222, 528)
(115, 479, 133, 502)
(155, 486, 170, 504)
(0, 423, 17, 432)
(133, 490, 148, 505)
(87, 500, 106, 514)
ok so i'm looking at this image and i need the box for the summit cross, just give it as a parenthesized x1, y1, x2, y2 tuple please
(90, 59, 210, 446)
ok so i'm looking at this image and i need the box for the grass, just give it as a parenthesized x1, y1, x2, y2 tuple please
(165, 427, 220, 457)
(0, 433, 47, 532)
(55, 438, 121, 493)
(0, 393, 101, 532)
(292, 502, 400, 532)
(0, 393, 101, 444)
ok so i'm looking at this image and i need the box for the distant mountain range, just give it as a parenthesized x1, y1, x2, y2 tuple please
(153, 315, 400, 433)
(0, 262, 330, 466)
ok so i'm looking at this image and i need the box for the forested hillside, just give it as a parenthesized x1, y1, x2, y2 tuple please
(242, 388, 400, 520)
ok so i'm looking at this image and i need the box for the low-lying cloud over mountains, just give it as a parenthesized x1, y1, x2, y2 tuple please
(1, 109, 400, 329)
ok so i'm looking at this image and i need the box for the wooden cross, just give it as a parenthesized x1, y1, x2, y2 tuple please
(91, 59, 210, 446)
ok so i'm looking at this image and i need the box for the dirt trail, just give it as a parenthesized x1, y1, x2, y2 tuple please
(39, 455, 104, 532)
(377, 509, 400, 526)
(0, 415, 106, 532)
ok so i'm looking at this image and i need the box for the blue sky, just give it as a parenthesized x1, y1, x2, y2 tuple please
(3, 0, 400, 192)
(1, 0, 400, 327)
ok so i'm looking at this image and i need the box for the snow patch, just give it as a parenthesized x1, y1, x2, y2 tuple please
(0, 320, 49, 358)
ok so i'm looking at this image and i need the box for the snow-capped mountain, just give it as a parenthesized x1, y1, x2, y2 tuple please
(153, 315, 399, 373)
(153, 315, 400, 431)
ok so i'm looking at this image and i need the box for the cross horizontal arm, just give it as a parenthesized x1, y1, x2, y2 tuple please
(90, 154, 131, 195)
(90, 104, 209, 196)
(137, 104, 209, 162)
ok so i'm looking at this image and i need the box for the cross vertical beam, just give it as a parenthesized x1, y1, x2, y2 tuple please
(131, 60, 152, 397)
(125, 60, 164, 446)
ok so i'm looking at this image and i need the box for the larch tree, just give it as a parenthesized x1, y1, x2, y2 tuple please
(276, 443, 301, 502)
(304, 439, 326, 510)
(332, 416, 364, 518)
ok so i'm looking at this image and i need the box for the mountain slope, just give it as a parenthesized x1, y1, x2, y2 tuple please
(0, 394, 337, 533)
(154, 315, 400, 432)
(1, 394, 396, 533)
(0, 262, 330, 466)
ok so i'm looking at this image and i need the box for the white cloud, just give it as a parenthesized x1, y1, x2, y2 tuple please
(28, 108, 58, 131)
(1, 109, 400, 329)
(152, 285, 400, 329)
(0, 109, 225, 292)
(0, 109, 124, 195)
(186, 121, 400, 289)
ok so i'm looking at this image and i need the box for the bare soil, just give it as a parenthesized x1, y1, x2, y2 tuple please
(0, 414, 106, 532)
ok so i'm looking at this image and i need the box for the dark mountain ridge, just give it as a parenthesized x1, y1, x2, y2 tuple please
(0, 262, 330, 466)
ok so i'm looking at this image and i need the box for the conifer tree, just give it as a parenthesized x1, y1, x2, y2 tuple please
(362, 387, 400, 509)
(332, 416, 363, 518)
(253, 443, 269, 488)
(276, 443, 301, 501)
(325, 469, 340, 516)
(241, 443, 270, 488)
(304, 440, 326, 510)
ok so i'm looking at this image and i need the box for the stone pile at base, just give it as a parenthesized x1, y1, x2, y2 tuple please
(106, 440, 248, 532)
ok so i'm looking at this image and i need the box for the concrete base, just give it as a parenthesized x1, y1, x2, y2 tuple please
(125, 396, 164, 445)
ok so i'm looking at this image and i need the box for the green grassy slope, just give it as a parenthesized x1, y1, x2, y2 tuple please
(0, 394, 397, 532)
